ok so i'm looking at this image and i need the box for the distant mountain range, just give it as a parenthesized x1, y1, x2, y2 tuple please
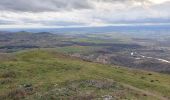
(0, 24, 170, 33)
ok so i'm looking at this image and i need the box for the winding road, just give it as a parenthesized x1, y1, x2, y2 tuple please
(131, 52, 170, 64)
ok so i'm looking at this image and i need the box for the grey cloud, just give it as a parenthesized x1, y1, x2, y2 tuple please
(0, 19, 17, 25)
(96, 0, 132, 1)
(41, 21, 87, 26)
(0, 0, 169, 27)
(0, 0, 153, 12)
(153, 1, 170, 10)
(94, 0, 151, 3)
(0, 0, 93, 12)
(20, 19, 87, 26)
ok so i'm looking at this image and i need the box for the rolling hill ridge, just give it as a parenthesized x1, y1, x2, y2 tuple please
(0, 49, 170, 100)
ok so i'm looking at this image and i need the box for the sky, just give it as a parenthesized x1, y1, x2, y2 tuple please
(0, 0, 170, 28)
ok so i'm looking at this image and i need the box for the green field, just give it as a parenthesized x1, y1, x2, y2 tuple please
(0, 49, 170, 100)
(53, 46, 103, 54)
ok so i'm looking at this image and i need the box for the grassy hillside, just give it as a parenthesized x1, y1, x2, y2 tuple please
(0, 49, 170, 100)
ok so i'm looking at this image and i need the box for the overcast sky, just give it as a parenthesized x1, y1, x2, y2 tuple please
(0, 0, 170, 28)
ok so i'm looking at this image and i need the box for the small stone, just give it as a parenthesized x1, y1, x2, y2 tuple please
(23, 84, 32, 88)
(102, 95, 113, 100)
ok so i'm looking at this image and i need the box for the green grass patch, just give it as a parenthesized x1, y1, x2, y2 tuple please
(0, 49, 170, 99)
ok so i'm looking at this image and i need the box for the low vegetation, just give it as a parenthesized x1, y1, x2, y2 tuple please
(0, 49, 170, 100)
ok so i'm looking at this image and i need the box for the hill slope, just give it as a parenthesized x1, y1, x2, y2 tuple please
(0, 49, 170, 100)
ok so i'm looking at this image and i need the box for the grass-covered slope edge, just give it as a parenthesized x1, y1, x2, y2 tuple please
(0, 49, 170, 100)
